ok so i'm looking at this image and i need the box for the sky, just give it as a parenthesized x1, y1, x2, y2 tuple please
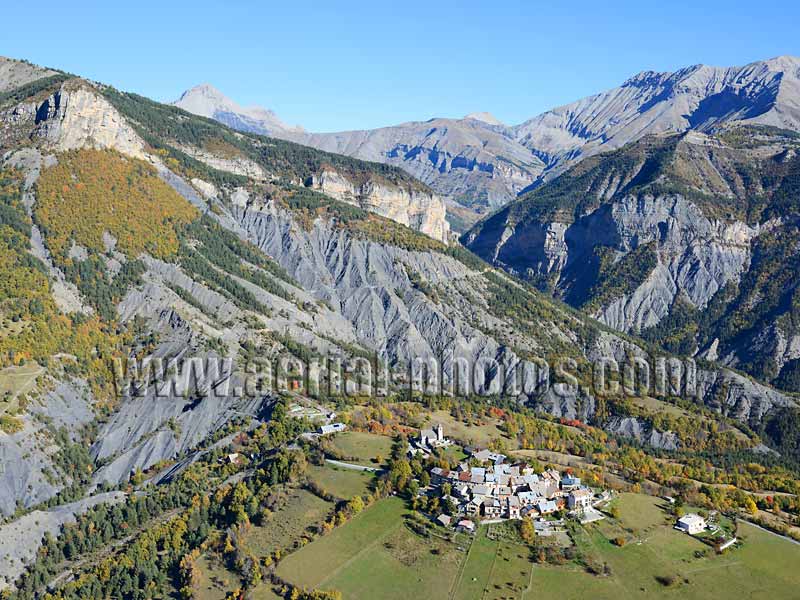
(3, 0, 800, 132)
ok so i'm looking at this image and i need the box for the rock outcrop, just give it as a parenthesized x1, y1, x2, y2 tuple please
(0, 379, 96, 516)
(310, 168, 449, 243)
(34, 84, 148, 158)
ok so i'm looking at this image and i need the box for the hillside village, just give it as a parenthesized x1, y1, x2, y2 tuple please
(410, 425, 609, 531)
(406, 425, 741, 551)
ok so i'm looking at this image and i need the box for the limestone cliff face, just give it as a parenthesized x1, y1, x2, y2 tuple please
(310, 168, 450, 243)
(33, 84, 147, 158)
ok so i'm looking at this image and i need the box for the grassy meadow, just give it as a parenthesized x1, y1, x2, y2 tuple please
(273, 492, 800, 600)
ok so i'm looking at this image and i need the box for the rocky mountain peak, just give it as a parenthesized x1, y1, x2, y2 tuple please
(173, 83, 232, 116)
(173, 83, 303, 135)
(761, 54, 800, 73)
(463, 111, 504, 126)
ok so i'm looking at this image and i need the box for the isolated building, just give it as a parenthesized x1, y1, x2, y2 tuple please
(318, 423, 347, 435)
(675, 513, 707, 535)
(420, 423, 447, 447)
(537, 499, 558, 515)
(436, 514, 452, 527)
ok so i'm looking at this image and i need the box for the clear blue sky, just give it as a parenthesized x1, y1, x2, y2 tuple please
(3, 0, 799, 131)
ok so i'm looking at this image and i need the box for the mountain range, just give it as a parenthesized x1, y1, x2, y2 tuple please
(175, 56, 800, 228)
(2, 53, 800, 596)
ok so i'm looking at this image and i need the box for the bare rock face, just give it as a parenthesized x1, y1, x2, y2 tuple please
(0, 379, 95, 517)
(293, 118, 545, 210)
(310, 168, 450, 243)
(695, 368, 797, 424)
(589, 194, 757, 332)
(465, 129, 788, 330)
(34, 85, 147, 158)
(467, 192, 755, 333)
(233, 200, 490, 365)
(178, 144, 269, 180)
(604, 417, 680, 451)
(176, 56, 800, 214)
(514, 55, 800, 180)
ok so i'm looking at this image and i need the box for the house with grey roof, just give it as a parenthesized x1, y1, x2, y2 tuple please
(537, 499, 558, 515)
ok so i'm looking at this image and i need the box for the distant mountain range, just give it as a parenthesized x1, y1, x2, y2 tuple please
(176, 56, 800, 227)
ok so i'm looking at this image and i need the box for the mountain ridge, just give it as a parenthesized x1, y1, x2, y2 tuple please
(463, 124, 800, 393)
(174, 55, 800, 226)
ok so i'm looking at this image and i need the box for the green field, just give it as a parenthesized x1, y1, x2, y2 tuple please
(276, 497, 407, 588)
(196, 554, 241, 600)
(612, 493, 672, 532)
(526, 494, 800, 599)
(244, 488, 333, 556)
(308, 464, 374, 499)
(329, 431, 394, 466)
(276, 497, 466, 598)
(452, 527, 532, 600)
(275, 491, 800, 600)
(528, 520, 800, 599)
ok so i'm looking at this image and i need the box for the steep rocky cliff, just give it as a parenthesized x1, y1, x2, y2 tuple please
(309, 167, 449, 242)
(170, 83, 450, 241)
(464, 126, 800, 392)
